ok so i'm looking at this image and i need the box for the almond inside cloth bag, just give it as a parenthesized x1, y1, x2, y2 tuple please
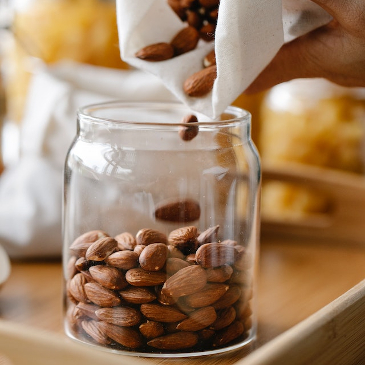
(116, 0, 332, 118)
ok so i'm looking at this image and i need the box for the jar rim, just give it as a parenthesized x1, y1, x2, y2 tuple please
(77, 100, 251, 127)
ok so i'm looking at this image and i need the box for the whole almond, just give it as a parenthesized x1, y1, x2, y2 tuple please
(206, 265, 233, 282)
(178, 114, 199, 141)
(76, 302, 99, 320)
(210, 306, 236, 330)
(147, 332, 198, 350)
(165, 257, 190, 275)
(234, 249, 253, 271)
(212, 321, 244, 347)
(136, 228, 168, 246)
(70, 230, 109, 257)
(171, 26, 200, 56)
(196, 242, 237, 268)
(139, 321, 165, 339)
(199, 22, 216, 42)
(125, 268, 166, 287)
(168, 226, 198, 254)
(139, 243, 169, 271)
(105, 250, 139, 270)
(85, 237, 117, 261)
(135, 42, 174, 62)
(99, 322, 143, 349)
(81, 320, 111, 345)
(114, 232, 136, 250)
(213, 285, 241, 310)
(197, 225, 219, 245)
(89, 266, 128, 290)
(184, 283, 229, 308)
(140, 303, 187, 323)
(183, 65, 216, 97)
(176, 306, 217, 331)
(154, 198, 201, 223)
(84, 282, 121, 307)
(167, 245, 185, 259)
(203, 49, 216, 68)
(68, 273, 89, 303)
(161, 265, 207, 298)
(134, 244, 146, 256)
(95, 307, 142, 327)
(119, 287, 156, 304)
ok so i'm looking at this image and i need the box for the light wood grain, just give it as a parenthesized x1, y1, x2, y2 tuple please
(0, 238, 365, 364)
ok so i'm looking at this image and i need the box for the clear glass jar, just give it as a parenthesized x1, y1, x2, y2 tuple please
(63, 101, 261, 357)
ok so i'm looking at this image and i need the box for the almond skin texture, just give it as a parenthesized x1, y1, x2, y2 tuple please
(176, 306, 217, 331)
(140, 303, 187, 322)
(139, 321, 165, 339)
(212, 321, 245, 347)
(68, 273, 89, 303)
(136, 228, 168, 246)
(168, 226, 198, 255)
(105, 250, 139, 270)
(119, 287, 156, 304)
(184, 283, 229, 308)
(211, 306, 237, 330)
(125, 268, 166, 287)
(178, 114, 199, 141)
(139, 243, 169, 271)
(183, 65, 217, 97)
(165, 257, 190, 275)
(70, 230, 109, 257)
(206, 265, 233, 282)
(135, 42, 174, 62)
(85, 237, 117, 261)
(84, 282, 121, 307)
(99, 322, 143, 349)
(81, 320, 111, 345)
(147, 332, 198, 350)
(75, 303, 99, 320)
(197, 225, 219, 245)
(114, 232, 136, 250)
(154, 199, 201, 223)
(95, 307, 142, 327)
(89, 266, 128, 290)
(213, 285, 242, 309)
(196, 242, 237, 268)
(171, 26, 200, 56)
(161, 265, 207, 298)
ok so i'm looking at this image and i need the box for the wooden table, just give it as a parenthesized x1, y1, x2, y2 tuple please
(1, 236, 365, 365)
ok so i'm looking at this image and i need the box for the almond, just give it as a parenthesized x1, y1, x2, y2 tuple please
(81, 320, 111, 345)
(134, 244, 146, 256)
(199, 22, 216, 42)
(171, 26, 200, 56)
(165, 257, 190, 275)
(186, 9, 203, 29)
(199, 328, 215, 341)
(135, 42, 174, 62)
(212, 321, 245, 347)
(196, 242, 237, 268)
(99, 322, 143, 349)
(84, 282, 121, 307)
(199, 0, 220, 9)
(161, 265, 207, 298)
(176, 306, 217, 331)
(139, 243, 169, 271)
(184, 283, 229, 308)
(136, 228, 168, 246)
(167, 245, 185, 259)
(147, 332, 198, 350)
(213, 285, 241, 309)
(197, 225, 219, 245)
(67, 256, 78, 279)
(75, 302, 99, 320)
(154, 198, 201, 223)
(105, 250, 139, 270)
(234, 249, 253, 271)
(168, 226, 198, 255)
(68, 273, 89, 303)
(114, 232, 136, 250)
(89, 265, 128, 290)
(156, 287, 176, 306)
(125, 268, 166, 287)
(140, 303, 187, 322)
(95, 306, 142, 327)
(210, 306, 236, 330)
(167, 0, 186, 20)
(178, 114, 199, 141)
(85, 237, 118, 261)
(203, 49, 216, 68)
(119, 287, 156, 304)
(70, 230, 109, 257)
(139, 321, 165, 339)
(206, 265, 233, 282)
(183, 65, 216, 97)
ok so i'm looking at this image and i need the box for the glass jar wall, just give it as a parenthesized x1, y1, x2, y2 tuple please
(63, 101, 261, 357)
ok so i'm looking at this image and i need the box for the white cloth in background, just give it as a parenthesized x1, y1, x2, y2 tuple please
(0, 62, 175, 258)
(116, 0, 332, 118)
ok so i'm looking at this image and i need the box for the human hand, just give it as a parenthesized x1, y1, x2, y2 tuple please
(245, 0, 365, 94)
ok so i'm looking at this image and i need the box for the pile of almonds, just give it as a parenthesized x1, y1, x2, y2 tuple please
(66, 224, 254, 353)
(135, 0, 218, 98)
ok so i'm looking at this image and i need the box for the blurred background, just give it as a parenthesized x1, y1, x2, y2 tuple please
(0, 0, 365, 257)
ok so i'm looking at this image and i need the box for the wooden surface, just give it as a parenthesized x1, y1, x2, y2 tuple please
(1, 237, 365, 364)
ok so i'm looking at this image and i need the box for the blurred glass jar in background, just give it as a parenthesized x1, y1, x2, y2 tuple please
(259, 78, 365, 219)
(63, 101, 261, 357)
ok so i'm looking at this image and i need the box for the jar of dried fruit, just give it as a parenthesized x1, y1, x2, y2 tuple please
(63, 101, 261, 357)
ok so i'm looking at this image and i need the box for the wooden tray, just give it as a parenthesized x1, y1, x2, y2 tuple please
(1, 278, 365, 365)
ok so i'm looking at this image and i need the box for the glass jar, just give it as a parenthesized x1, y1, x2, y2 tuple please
(63, 101, 261, 357)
